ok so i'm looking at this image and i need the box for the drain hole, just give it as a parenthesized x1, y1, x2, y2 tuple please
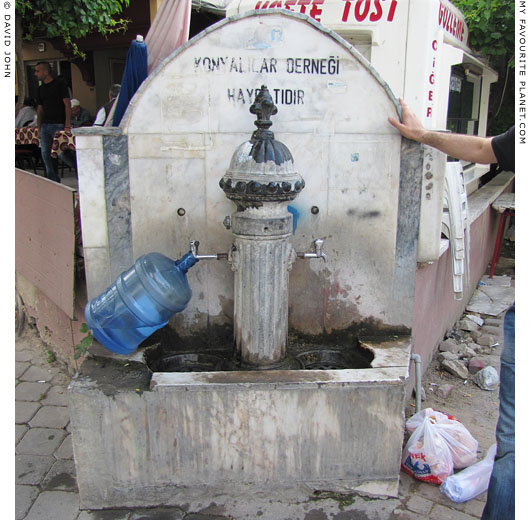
(297, 349, 370, 370)
(150, 353, 228, 372)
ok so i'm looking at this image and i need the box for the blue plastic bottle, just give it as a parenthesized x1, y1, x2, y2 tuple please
(85, 251, 198, 355)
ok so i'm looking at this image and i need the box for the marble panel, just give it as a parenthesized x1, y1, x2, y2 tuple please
(76, 146, 108, 249)
(74, 135, 104, 150)
(83, 247, 111, 301)
(103, 135, 132, 281)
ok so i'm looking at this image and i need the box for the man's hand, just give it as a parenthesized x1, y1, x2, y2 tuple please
(388, 98, 427, 143)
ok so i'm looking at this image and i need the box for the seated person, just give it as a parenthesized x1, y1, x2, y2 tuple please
(94, 84, 121, 126)
(70, 99, 92, 127)
(61, 98, 92, 171)
(15, 97, 37, 128)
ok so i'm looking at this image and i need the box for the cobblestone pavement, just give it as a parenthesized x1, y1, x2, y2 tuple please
(15, 250, 514, 520)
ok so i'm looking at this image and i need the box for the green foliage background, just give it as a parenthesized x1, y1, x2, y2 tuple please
(16, 0, 130, 58)
(452, 0, 515, 135)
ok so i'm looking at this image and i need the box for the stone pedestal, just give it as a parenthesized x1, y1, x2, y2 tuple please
(231, 205, 294, 365)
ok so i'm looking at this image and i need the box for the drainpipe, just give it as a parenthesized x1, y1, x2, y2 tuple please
(411, 353, 422, 411)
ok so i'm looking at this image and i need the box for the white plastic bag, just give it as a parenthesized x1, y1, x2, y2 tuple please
(436, 420, 478, 469)
(402, 412, 454, 484)
(406, 408, 458, 433)
(402, 409, 479, 484)
(441, 444, 497, 502)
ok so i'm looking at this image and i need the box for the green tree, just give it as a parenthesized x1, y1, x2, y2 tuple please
(15, 0, 129, 112)
(452, 0, 515, 134)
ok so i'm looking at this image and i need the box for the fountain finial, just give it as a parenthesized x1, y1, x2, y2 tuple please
(250, 85, 278, 134)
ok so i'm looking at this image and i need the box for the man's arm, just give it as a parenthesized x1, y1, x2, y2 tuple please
(36, 105, 43, 136)
(388, 98, 498, 165)
(63, 98, 71, 131)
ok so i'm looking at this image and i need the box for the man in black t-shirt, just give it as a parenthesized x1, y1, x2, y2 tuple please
(389, 99, 515, 520)
(35, 62, 71, 183)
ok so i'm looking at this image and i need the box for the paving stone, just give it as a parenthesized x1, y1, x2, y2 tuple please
(15, 424, 28, 445)
(473, 491, 488, 503)
(414, 482, 466, 511)
(477, 334, 496, 347)
(430, 503, 477, 519)
(441, 359, 469, 379)
(42, 385, 70, 406)
(468, 330, 481, 342)
(398, 471, 418, 497)
(25, 491, 80, 520)
(459, 346, 476, 358)
(464, 499, 486, 518)
(51, 371, 72, 386)
(16, 427, 66, 455)
(42, 459, 77, 491)
(15, 454, 55, 485)
(390, 509, 425, 520)
(437, 351, 458, 362)
(481, 325, 501, 336)
(29, 405, 70, 429)
(129, 508, 186, 519)
(484, 318, 503, 327)
(15, 484, 39, 520)
(304, 510, 329, 520)
(436, 384, 454, 398)
(55, 433, 74, 459)
(77, 510, 131, 519)
(456, 319, 480, 332)
(19, 364, 56, 383)
(405, 494, 433, 515)
(439, 339, 460, 354)
(15, 349, 34, 362)
(180, 511, 232, 520)
(16, 361, 30, 379)
(16, 401, 41, 424)
(15, 381, 51, 402)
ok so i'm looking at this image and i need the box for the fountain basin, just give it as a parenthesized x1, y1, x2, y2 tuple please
(68, 336, 410, 509)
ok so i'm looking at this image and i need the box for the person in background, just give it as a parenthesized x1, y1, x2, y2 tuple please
(15, 97, 37, 128)
(70, 99, 92, 127)
(93, 84, 121, 126)
(389, 98, 515, 520)
(35, 61, 71, 183)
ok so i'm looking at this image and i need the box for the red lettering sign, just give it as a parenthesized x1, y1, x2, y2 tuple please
(354, 0, 370, 21)
(249, 0, 403, 24)
(310, 0, 324, 21)
(298, 0, 311, 14)
(438, 0, 465, 42)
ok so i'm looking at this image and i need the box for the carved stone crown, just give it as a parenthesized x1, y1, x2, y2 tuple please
(220, 85, 305, 208)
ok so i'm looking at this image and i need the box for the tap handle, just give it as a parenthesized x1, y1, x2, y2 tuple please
(189, 239, 228, 260)
(190, 240, 199, 257)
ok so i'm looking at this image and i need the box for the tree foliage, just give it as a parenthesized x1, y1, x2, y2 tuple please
(452, 0, 515, 134)
(15, 0, 130, 111)
(16, 0, 130, 57)
(453, 0, 514, 66)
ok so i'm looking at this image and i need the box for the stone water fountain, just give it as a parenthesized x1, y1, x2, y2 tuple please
(69, 10, 426, 510)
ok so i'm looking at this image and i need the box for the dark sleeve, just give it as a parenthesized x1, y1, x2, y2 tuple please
(491, 126, 515, 173)
(36, 86, 43, 106)
(59, 81, 70, 100)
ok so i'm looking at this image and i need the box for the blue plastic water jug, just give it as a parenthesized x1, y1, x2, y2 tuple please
(85, 251, 198, 355)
